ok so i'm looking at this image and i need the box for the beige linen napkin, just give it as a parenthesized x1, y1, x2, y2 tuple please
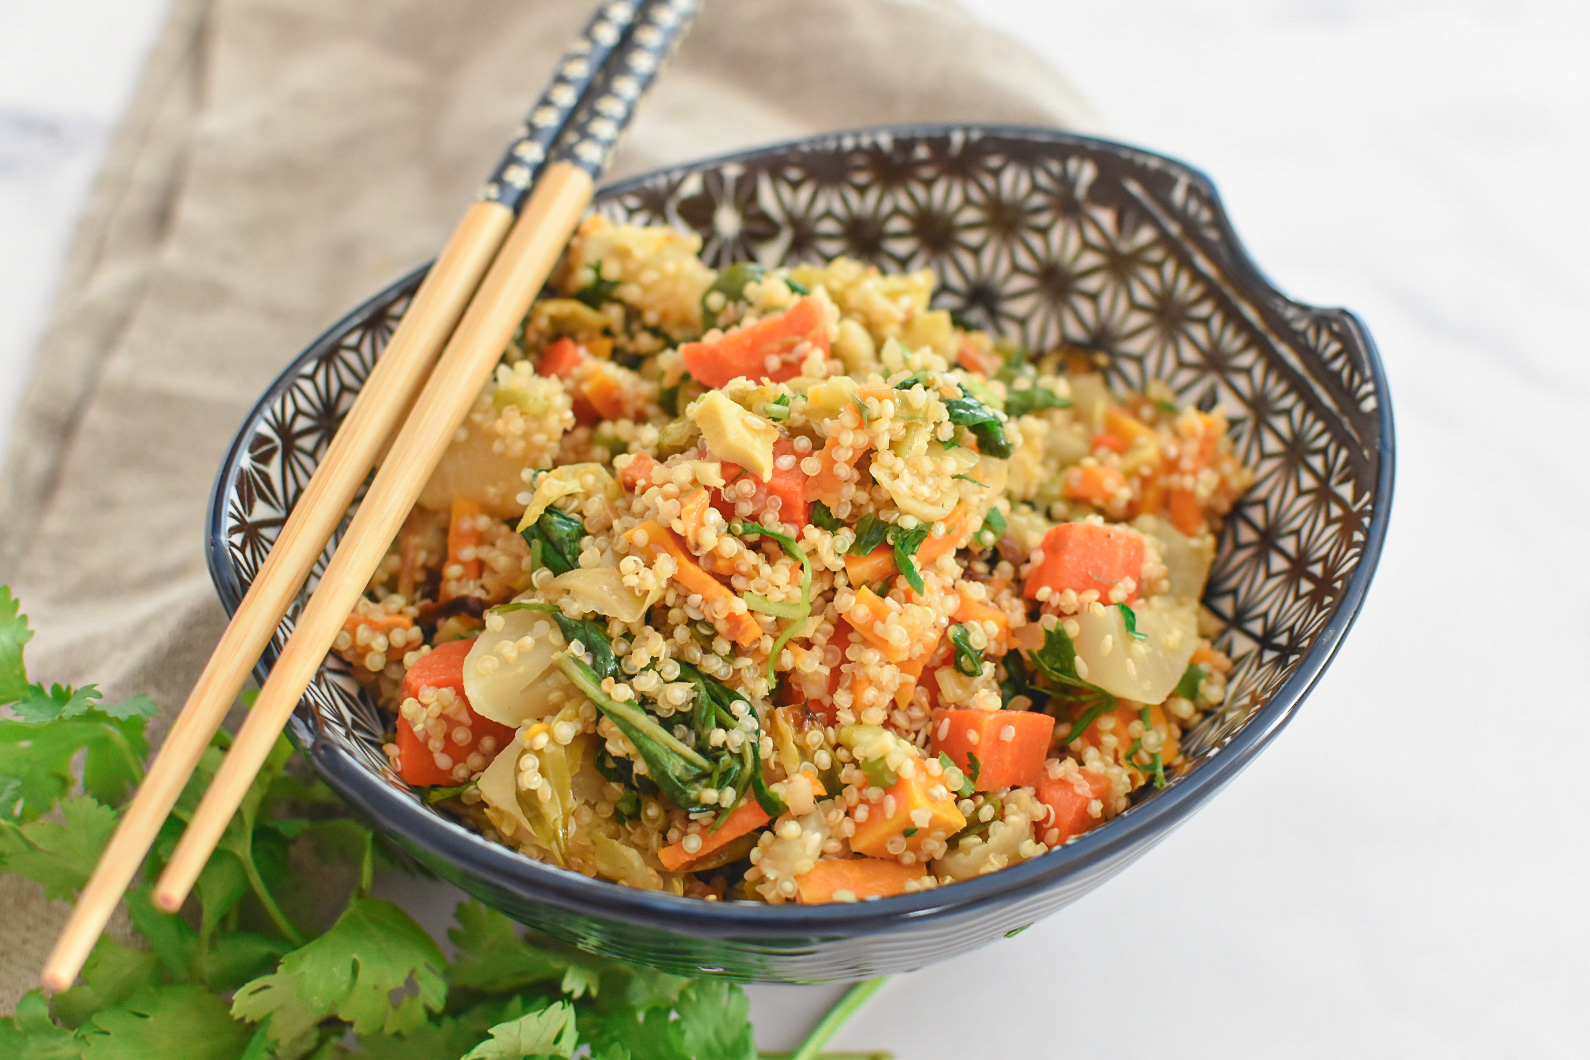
(0, 0, 1094, 1007)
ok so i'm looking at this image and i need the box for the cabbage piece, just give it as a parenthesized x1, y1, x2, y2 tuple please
(1071, 597, 1198, 703)
(512, 719, 588, 866)
(547, 565, 659, 623)
(516, 462, 618, 531)
(477, 742, 535, 840)
(463, 605, 572, 728)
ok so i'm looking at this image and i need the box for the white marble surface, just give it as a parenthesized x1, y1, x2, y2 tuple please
(2, 1, 1586, 1056)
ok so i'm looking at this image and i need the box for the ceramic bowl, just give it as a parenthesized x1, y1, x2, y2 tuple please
(208, 125, 1394, 981)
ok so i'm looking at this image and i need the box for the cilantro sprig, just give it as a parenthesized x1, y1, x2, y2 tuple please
(0, 586, 889, 1059)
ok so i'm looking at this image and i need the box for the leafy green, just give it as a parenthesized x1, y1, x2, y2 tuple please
(966, 752, 983, 784)
(849, 513, 889, 557)
(78, 984, 254, 1060)
(947, 623, 983, 677)
(701, 262, 763, 330)
(810, 502, 843, 533)
(0, 796, 118, 900)
(1175, 663, 1207, 701)
(1003, 385, 1071, 417)
(1118, 603, 1147, 640)
(943, 394, 1011, 458)
(976, 506, 1007, 549)
(889, 524, 932, 595)
(0, 584, 889, 1060)
(1059, 702, 1113, 745)
(460, 1001, 579, 1060)
(938, 753, 975, 799)
(231, 896, 446, 1040)
(574, 261, 623, 310)
(498, 601, 618, 682)
(520, 507, 586, 578)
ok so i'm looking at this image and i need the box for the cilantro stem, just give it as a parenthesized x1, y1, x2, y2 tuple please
(788, 977, 889, 1060)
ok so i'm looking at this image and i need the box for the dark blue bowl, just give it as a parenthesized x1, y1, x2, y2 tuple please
(208, 125, 1393, 982)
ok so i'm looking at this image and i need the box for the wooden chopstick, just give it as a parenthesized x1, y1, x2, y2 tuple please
(40, 0, 661, 992)
(151, 0, 700, 918)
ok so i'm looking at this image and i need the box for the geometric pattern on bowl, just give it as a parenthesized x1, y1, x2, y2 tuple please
(209, 126, 1393, 980)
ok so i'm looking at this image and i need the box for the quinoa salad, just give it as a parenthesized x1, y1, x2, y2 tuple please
(337, 217, 1254, 904)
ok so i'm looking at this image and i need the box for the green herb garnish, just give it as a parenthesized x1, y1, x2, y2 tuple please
(1118, 603, 1147, 640)
(1175, 663, 1207, 701)
(574, 259, 622, 309)
(764, 393, 792, 421)
(889, 523, 932, 595)
(944, 394, 1011, 458)
(948, 623, 983, 677)
(519, 506, 585, 577)
(976, 506, 1007, 548)
(730, 521, 814, 690)
(938, 752, 976, 798)
(966, 752, 983, 784)
(849, 513, 889, 557)
(0, 586, 880, 1059)
(1004, 385, 1072, 417)
(811, 502, 843, 533)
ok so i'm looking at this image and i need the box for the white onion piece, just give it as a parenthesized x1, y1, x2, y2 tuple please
(1072, 597, 1198, 704)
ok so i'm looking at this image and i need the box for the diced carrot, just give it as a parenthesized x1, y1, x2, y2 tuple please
(1034, 767, 1113, 846)
(626, 520, 762, 647)
(1062, 462, 1128, 506)
(536, 336, 587, 379)
(932, 708, 1055, 791)
(657, 800, 772, 872)
(1104, 407, 1154, 446)
(443, 496, 483, 599)
(1165, 486, 1204, 535)
(918, 505, 974, 565)
(680, 488, 713, 541)
(620, 452, 662, 492)
(395, 639, 514, 787)
(796, 858, 929, 903)
(849, 770, 967, 858)
(843, 586, 935, 665)
(1091, 431, 1129, 455)
(716, 438, 809, 526)
(845, 544, 896, 587)
(893, 631, 944, 709)
(952, 595, 1010, 651)
(1023, 522, 1146, 604)
(580, 361, 630, 420)
(1131, 464, 1165, 518)
(809, 432, 862, 507)
(680, 295, 830, 388)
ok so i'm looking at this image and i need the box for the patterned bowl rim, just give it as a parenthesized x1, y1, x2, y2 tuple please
(207, 123, 1395, 943)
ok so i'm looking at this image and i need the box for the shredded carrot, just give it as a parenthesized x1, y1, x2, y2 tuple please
(796, 858, 929, 903)
(443, 496, 483, 598)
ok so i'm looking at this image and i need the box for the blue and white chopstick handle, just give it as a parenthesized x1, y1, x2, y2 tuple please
(553, 0, 703, 179)
(482, 0, 641, 210)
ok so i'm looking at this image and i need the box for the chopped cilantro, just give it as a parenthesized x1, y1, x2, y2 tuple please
(902, 827, 920, 839)
(849, 513, 889, 557)
(1118, 603, 1148, 640)
(952, 473, 989, 487)
(938, 753, 976, 798)
(944, 395, 1011, 458)
(1004, 385, 1072, 417)
(948, 623, 983, 677)
(976, 506, 1007, 548)
(811, 502, 843, 533)
(966, 752, 983, 784)
(888, 523, 932, 595)
(1175, 663, 1207, 701)
(573, 260, 622, 310)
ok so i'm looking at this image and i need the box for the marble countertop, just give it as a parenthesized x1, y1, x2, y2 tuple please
(3, 1, 1585, 1056)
